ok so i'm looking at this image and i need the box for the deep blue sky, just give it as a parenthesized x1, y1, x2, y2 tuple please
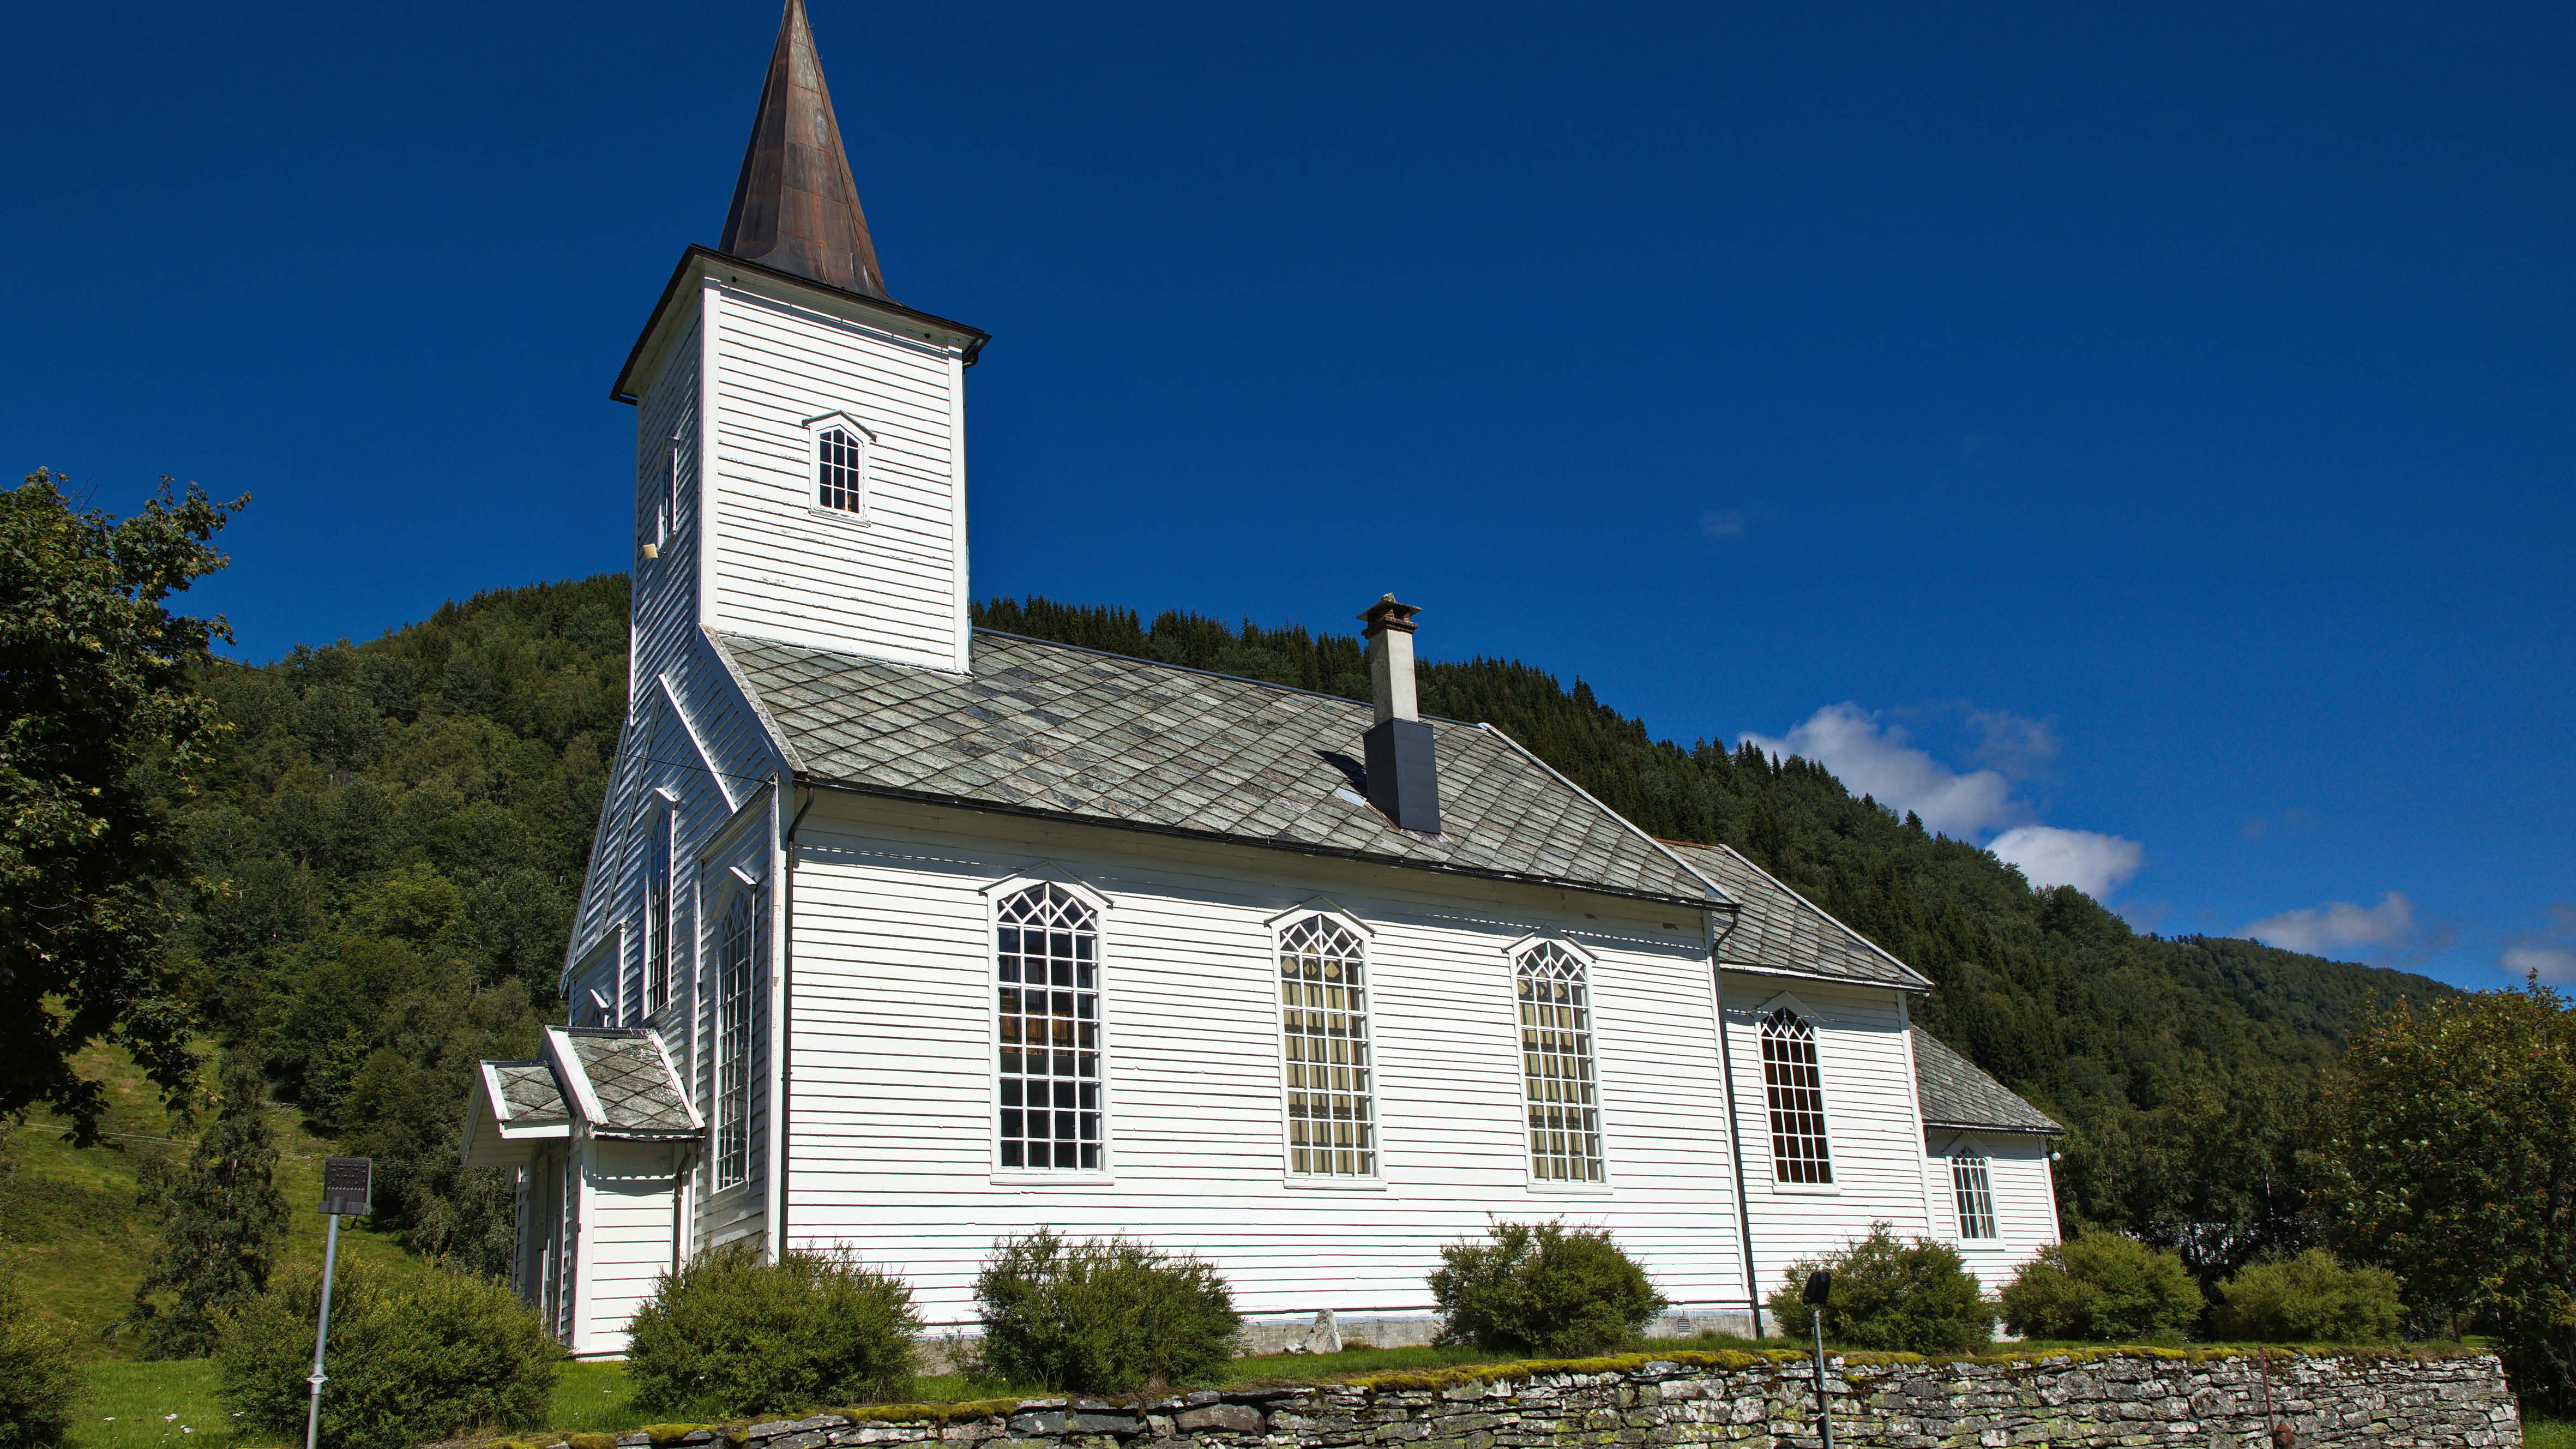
(9, 3, 2569, 989)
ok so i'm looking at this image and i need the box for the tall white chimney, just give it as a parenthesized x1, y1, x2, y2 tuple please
(1358, 594, 1441, 833)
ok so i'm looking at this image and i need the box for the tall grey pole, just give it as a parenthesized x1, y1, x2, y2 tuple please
(1812, 1309, 1832, 1449)
(304, 1211, 342, 1449)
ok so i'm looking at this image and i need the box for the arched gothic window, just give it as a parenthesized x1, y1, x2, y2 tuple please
(714, 891, 756, 1188)
(996, 884, 1100, 1170)
(1951, 1151, 1997, 1238)
(1516, 942, 1603, 1181)
(1279, 916, 1373, 1176)
(816, 422, 866, 514)
(1760, 1008, 1832, 1183)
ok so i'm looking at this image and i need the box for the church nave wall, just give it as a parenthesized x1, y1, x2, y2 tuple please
(776, 793, 1758, 1330)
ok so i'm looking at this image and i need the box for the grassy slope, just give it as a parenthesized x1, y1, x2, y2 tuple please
(0, 1042, 432, 1359)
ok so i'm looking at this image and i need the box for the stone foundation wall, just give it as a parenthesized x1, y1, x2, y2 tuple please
(586, 1349, 2518, 1449)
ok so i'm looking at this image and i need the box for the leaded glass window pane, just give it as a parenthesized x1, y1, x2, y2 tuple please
(997, 884, 1101, 1171)
(715, 893, 755, 1188)
(817, 426, 864, 513)
(1761, 1008, 1833, 1183)
(1517, 942, 1603, 1182)
(1952, 1152, 1997, 1238)
(1280, 916, 1373, 1176)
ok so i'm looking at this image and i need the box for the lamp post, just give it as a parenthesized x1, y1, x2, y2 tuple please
(1802, 1270, 1834, 1449)
(306, 1157, 372, 1449)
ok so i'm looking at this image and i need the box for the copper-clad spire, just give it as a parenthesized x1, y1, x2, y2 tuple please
(718, 0, 891, 300)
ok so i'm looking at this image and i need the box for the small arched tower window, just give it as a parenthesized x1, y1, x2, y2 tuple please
(1760, 1007, 1833, 1183)
(1515, 941, 1603, 1182)
(1279, 915, 1373, 1176)
(806, 411, 872, 518)
(996, 883, 1101, 1170)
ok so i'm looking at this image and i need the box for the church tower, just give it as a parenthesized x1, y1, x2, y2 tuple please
(613, 0, 988, 680)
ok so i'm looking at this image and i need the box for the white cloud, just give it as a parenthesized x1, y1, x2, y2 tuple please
(2503, 945, 2576, 982)
(1743, 704, 2018, 838)
(2501, 904, 2576, 982)
(1989, 825, 2145, 897)
(1743, 702, 2145, 901)
(1964, 706, 2061, 777)
(2238, 893, 2419, 957)
(1698, 508, 1750, 541)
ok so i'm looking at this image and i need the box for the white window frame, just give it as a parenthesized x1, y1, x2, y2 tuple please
(803, 410, 875, 524)
(1951, 1147, 1999, 1240)
(981, 869, 1114, 1180)
(711, 883, 760, 1192)
(1506, 934, 1610, 1190)
(1755, 995, 1837, 1191)
(660, 420, 685, 548)
(642, 796, 674, 1019)
(1268, 900, 1381, 1186)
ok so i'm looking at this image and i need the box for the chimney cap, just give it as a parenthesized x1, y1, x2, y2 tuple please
(1359, 594, 1421, 635)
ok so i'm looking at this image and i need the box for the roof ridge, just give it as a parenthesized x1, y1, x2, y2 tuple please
(971, 627, 1485, 725)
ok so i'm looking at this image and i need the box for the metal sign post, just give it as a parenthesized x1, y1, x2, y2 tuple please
(1803, 1270, 1834, 1449)
(306, 1157, 372, 1449)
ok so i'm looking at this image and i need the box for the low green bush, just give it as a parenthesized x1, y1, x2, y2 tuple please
(1428, 1219, 1669, 1358)
(626, 1243, 919, 1417)
(2212, 1249, 2400, 1343)
(214, 1258, 559, 1449)
(0, 1274, 80, 1449)
(973, 1229, 1239, 1393)
(1997, 1232, 2201, 1343)
(1764, 1224, 1994, 1354)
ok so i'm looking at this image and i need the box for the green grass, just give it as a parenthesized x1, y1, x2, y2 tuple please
(546, 1362, 640, 1434)
(0, 1043, 433, 1360)
(2527, 1420, 2574, 1449)
(68, 1358, 269, 1449)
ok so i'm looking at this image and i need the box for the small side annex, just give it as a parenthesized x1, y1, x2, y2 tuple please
(1660, 840, 2064, 1298)
(462, 1027, 701, 1354)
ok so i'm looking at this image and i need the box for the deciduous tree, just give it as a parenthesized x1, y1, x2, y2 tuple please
(2320, 978, 2576, 1410)
(1, 469, 243, 1138)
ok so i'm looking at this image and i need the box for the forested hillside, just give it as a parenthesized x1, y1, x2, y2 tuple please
(147, 578, 2446, 1289)
(164, 575, 629, 1276)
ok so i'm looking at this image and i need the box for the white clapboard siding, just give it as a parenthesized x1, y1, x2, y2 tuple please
(778, 792, 1752, 1328)
(1719, 971, 1935, 1299)
(579, 1142, 684, 1355)
(705, 282, 966, 672)
(693, 789, 777, 1254)
(1930, 1132, 2060, 1290)
(632, 316, 704, 702)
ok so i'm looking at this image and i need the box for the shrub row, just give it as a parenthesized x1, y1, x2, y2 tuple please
(4, 1222, 2406, 1449)
(1769, 1228, 2403, 1354)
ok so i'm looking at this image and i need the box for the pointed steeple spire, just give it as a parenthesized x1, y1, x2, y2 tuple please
(719, 0, 892, 300)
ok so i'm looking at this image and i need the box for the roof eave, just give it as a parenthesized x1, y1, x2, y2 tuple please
(801, 775, 1722, 911)
(1924, 1118, 2063, 1135)
(612, 245, 991, 405)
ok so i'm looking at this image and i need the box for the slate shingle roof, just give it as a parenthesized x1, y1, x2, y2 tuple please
(1658, 840, 1933, 989)
(490, 1062, 568, 1126)
(559, 1029, 697, 1134)
(715, 630, 1724, 908)
(1910, 1026, 2062, 1134)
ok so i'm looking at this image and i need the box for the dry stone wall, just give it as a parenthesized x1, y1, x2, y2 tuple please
(575, 1349, 2516, 1449)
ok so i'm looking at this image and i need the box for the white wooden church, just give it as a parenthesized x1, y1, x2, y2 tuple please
(460, 0, 2065, 1357)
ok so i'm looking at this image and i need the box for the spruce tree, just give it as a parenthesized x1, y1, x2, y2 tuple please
(127, 1055, 288, 1358)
